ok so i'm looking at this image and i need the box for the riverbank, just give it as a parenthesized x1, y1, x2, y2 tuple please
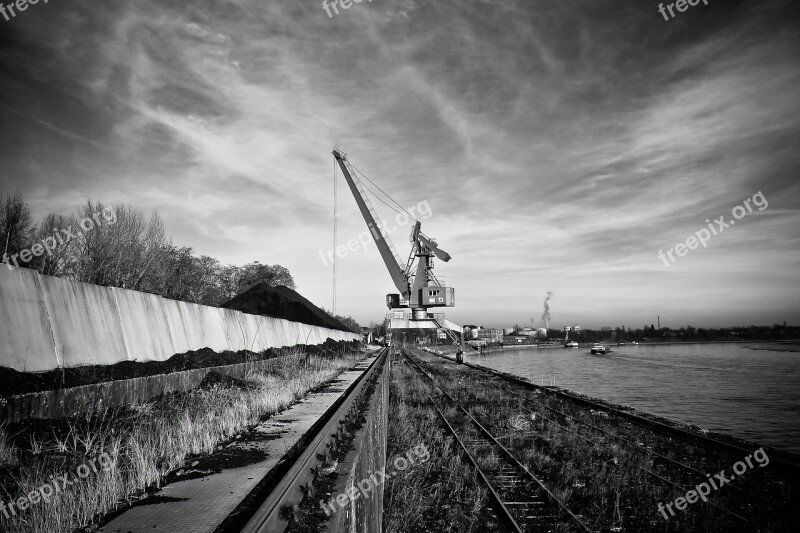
(424, 339, 800, 358)
(453, 342, 800, 455)
(391, 348, 800, 531)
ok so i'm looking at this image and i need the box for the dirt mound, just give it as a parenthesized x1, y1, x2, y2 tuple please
(221, 284, 351, 332)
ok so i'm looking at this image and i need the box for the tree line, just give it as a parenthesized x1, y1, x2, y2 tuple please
(555, 323, 798, 343)
(1, 192, 297, 308)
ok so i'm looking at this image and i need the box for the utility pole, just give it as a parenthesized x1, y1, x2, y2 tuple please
(461, 327, 466, 363)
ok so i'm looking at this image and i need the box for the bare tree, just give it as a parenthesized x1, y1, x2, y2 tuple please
(73, 202, 167, 289)
(0, 192, 33, 261)
(29, 213, 77, 277)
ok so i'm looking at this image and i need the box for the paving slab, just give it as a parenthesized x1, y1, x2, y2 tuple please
(100, 355, 377, 533)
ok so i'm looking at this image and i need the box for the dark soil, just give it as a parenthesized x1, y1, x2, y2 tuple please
(221, 283, 353, 333)
(0, 339, 359, 398)
(162, 444, 271, 484)
(199, 371, 256, 391)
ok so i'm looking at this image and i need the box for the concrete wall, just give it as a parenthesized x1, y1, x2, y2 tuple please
(328, 355, 389, 533)
(0, 266, 359, 372)
(0, 267, 59, 371)
(0, 358, 283, 423)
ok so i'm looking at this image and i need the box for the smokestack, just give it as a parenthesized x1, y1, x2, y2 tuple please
(541, 291, 553, 329)
(658, 315, 660, 329)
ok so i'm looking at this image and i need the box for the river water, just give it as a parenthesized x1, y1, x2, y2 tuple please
(472, 342, 800, 454)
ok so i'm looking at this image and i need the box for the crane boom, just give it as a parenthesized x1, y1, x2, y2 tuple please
(332, 148, 409, 299)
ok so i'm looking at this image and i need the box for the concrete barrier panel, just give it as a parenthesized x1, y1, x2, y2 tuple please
(297, 320, 318, 346)
(250, 315, 276, 352)
(197, 306, 231, 352)
(223, 309, 249, 351)
(162, 299, 207, 355)
(259, 316, 279, 349)
(267, 317, 289, 348)
(0, 267, 59, 372)
(241, 313, 268, 352)
(37, 273, 128, 367)
(289, 319, 305, 346)
(113, 288, 176, 362)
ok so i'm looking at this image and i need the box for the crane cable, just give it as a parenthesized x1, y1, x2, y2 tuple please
(347, 161, 419, 222)
(332, 158, 337, 314)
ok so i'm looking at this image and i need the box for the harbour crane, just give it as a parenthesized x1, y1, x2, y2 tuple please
(331, 146, 463, 352)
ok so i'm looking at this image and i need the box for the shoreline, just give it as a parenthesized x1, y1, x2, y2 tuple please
(420, 339, 800, 358)
(401, 348, 800, 531)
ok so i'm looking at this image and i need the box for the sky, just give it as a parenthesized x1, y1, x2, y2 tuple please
(1, 0, 799, 330)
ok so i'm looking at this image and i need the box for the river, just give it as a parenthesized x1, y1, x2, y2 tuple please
(472, 342, 800, 454)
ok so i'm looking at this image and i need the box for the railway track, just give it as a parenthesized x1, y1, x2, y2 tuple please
(424, 354, 770, 510)
(403, 349, 593, 532)
(409, 348, 800, 530)
(439, 351, 800, 473)
(490, 381, 755, 524)
(488, 378, 774, 511)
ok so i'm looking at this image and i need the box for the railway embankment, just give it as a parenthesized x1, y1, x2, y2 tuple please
(387, 348, 800, 532)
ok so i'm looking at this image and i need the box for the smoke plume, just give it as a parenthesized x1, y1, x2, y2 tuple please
(541, 291, 553, 329)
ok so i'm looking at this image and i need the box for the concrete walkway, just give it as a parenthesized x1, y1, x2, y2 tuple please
(100, 354, 377, 533)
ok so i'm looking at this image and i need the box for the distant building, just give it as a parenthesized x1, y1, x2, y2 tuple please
(476, 328, 502, 341)
(503, 335, 537, 345)
(462, 325, 480, 339)
(600, 326, 612, 331)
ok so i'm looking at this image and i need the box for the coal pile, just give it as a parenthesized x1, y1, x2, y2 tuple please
(0, 340, 360, 397)
(221, 284, 352, 332)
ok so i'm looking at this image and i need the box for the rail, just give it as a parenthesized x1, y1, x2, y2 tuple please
(403, 350, 593, 532)
(429, 350, 800, 473)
